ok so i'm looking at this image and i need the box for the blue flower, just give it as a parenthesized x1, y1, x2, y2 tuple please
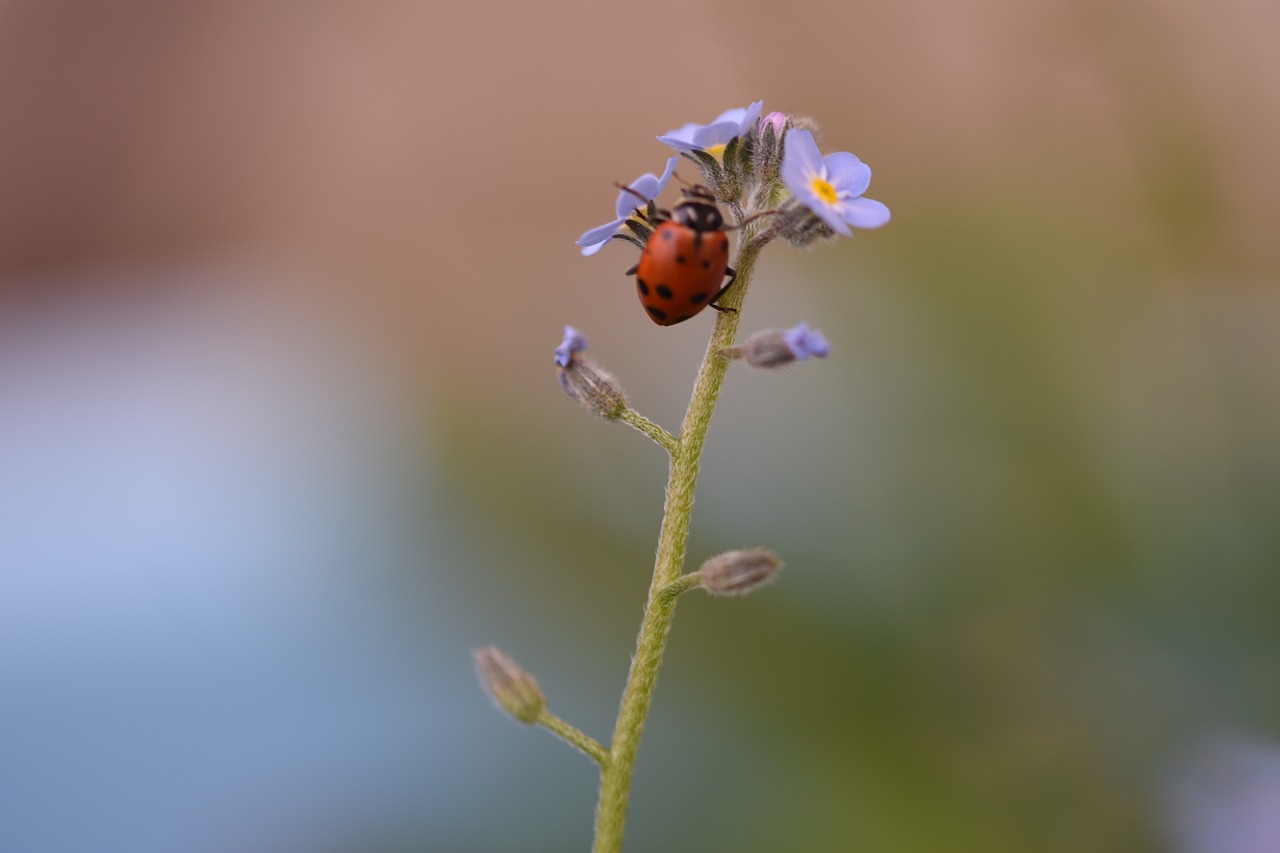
(781, 130, 890, 236)
(657, 101, 764, 155)
(782, 323, 829, 360)
(554, 325, 588, 367)
(576, 157, 679, 256)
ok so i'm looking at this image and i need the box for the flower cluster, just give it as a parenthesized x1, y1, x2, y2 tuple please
(577, 100, 888, 260)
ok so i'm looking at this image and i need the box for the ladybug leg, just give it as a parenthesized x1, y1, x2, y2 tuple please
(709, 266, 738, 314)
(624, 263, 638, 276)
(723, 210, 779, 232)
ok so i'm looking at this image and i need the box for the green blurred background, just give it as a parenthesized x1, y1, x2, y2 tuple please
(2, 1, 1278, 851)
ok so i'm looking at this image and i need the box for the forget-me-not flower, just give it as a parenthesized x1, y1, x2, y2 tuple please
(781, 130, 890, 236)
(657, 101, 764, 157)
(782, 323, 829, 360)
(576, 156, 679, 256)
(554, 325, 588, 367)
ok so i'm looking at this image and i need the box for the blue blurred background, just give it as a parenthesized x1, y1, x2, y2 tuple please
(2, 1, 1278, 851)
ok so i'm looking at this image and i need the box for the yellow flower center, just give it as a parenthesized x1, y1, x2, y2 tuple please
(703, 143, 727, 160)
(810, 176, 839, 206)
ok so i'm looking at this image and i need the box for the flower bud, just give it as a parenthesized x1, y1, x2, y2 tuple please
(753, 111, 791, 184)
(558, 356, 628, 419)
(554, 325, 588, 368)
(721, 323, 829, 369)
(472, 646, 546, 724)
(697, 548, 783, 596)
(553, 325, 629, 419)
(761, 111, 788, 137)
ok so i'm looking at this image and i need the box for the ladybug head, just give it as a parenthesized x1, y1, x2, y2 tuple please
(672, 185, 724, 233)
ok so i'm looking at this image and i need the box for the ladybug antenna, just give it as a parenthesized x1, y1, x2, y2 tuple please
(614, 182, 651, 205)
(614, 182, 671, 221)
(725, 209, 780, 232)
(671, 171, 693, 188)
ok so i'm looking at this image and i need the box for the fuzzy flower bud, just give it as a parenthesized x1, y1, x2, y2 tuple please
(697, 548, 783, 596)
(761, 111, 788, 137)
(554, 326, 628, 419)
(554, 325, 588, 368)
(753, 111, 791, 185)
(721, 323, 830, 369)
(472, 646, 546, 724)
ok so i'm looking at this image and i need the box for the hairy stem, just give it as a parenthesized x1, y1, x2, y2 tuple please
(617, 409, 678, 456)
(591, 238, 762, 853)
(537, 709, 610, 766)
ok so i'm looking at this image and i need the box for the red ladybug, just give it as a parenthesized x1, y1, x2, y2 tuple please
(622, 185, 735, 326)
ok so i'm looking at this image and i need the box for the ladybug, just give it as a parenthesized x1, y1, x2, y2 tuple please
(622, 185, 736, 326)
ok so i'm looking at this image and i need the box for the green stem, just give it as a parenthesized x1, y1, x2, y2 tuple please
(537, 709, 610, 766)
(656, 573, 703, 603)
(617, 409, 678, 456)
(591, 239, 762, 853)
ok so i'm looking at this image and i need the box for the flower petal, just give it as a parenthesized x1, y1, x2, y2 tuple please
(812, 203, 853, 237)
(612, 157, 678, 219)
(780, 129, 825, 190)
(657, 121, 702, 151)
(655, 155, 679, 194)
(660, 121, 701, 142)
(655, 136, 697, 152)
(691, 120, 747, 149)
(615, 178, 657, 219)
(554, 325, 588, 367)
(658, 102, 762, 152)
(782, 323, 830, 360)
(712, 106, 748, 125)
(577, 217, 625, 254)
(823, 152, 871, 198)
(839, 197, 891, 229)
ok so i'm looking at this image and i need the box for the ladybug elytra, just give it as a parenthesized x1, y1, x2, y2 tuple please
(622, 185, 736, 326)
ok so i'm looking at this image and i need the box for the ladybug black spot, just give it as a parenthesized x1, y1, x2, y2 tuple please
(689, 292, 707, 304)
(720, 237, 729, 253)
(637, 278, 650, 296)
(676, 255, 687, 264)
(647, 306, 668, 321)
(656, 285, 674, 300)
(700, 259, 711, 269)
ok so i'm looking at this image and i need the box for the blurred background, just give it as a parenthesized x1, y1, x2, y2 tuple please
(2, 1, 1278, 850)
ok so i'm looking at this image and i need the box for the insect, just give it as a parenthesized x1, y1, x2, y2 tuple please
(620, 184, 737, 326)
